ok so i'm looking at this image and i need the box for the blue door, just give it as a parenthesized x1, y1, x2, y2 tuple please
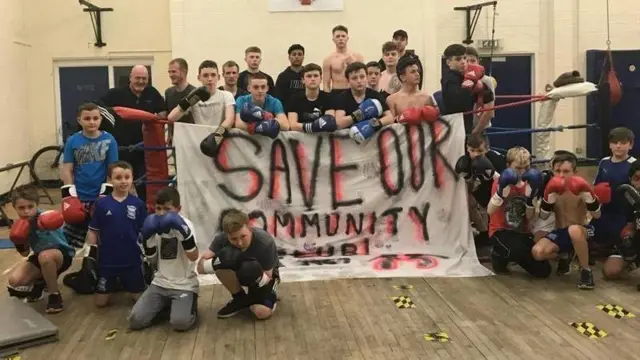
(440, 55, 533, 151)
(59, 66, 110, 141)
(586, 50, 640, 158)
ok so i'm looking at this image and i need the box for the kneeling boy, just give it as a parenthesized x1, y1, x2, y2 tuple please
(128, 187, 200, 331)
(197, 210, 280, 320)
(7, 185, 75, 313)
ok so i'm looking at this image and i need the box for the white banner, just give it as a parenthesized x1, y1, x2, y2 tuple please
(175, 115, 492, 284)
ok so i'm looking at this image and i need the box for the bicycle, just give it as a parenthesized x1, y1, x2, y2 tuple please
(29, 144, 64, 189)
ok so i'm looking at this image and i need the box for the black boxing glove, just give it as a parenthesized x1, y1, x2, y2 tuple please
(471, 155, 496, 181)
(236, 258, 270, 288)
(200, 127, 227, 158)
(455, 154, 472, 181)
(178, 86, 211, 111)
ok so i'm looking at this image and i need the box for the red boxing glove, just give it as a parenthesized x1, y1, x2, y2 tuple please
(543, 176, 565, 201)
(621, 223, 634, 240)
(61, 185, 86, 224)
(567, 176, 600, 211)
(396, 107, 422, 125)
(37, 210, 64, 231)
(593, 182, 611, 204)
(421, 105, 440, 123)
(9, 219, 31, 246)
(462, 64, 485, 89)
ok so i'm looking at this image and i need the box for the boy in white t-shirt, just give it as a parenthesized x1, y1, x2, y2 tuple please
(127, 187, 200, 331)
(168, 60, 236, 128)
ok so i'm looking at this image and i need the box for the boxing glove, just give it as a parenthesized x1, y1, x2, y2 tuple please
(522, 168, 544, 205)
(302, 109, 322, 122)
(200, 127, 227, 158)
(490, 168, 519, 207)
(236, 259, 270, 288)
(351, 99, 383, 122)
(593, 182, 611, 205)
(455, 154, 473, 181)
(99, 183, 113, 198)
(157, 212, 193, 239)
(619, 184, 640, 211)
(141, 214, 163, 241)
(82, 245, 98, 286)
(540, 176, 565, 214)
(566, 176, 600, 212)
(303, 114, 338, 133)
(61, 185, 86, 225)
(178, 86, 211, 111)
(471, 155, 495, 181)
(214, 246, 243, 271)
(395, 107, 422, 125)
(421, 105, 440, 123)
(462, 64, 485, 89)
(619, 224, 638, 262)
(37, 210, 64, 231)
(9, 219, 31, 247)
(240, 104, 274, 123)
(248, 120, 280, 139)
(349, 118, 382, 144)
(541, 170, 554, 193)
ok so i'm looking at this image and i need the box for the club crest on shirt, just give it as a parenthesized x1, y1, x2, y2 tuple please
(126, 205, 137, 220)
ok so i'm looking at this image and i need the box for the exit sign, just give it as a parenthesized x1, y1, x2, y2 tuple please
(476, 39, 501, 49)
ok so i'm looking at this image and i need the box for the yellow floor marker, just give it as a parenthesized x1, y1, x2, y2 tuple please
(392, 284, 413, 290)
(424, 332, 449, 342)
(105, 329, 118, 341)
(569, 322, 607, 339)
(392, 296, 416, 308)
(597, 304, 636, 319)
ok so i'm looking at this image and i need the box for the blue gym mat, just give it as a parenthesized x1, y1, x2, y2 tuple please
(0, 239, 15, 249)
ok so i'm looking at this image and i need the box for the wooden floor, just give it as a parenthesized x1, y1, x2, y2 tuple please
(4, 166, 639, 359)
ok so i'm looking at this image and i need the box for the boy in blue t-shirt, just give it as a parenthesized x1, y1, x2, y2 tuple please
(60, 102, 118, 248)
(7, 185, 75, 314)
(591, 127, 636, 249)
(84, 161, 148, 307)
(234, 72, 289, 138)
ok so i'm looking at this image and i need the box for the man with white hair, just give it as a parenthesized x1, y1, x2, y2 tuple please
(99, 65, 166, 201)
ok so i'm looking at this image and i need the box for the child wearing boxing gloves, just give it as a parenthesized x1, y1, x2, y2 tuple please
(532, 152, 611, 289)
(85, 161, 148, 307)
(590, 127, 636, 253)
(485, 147, 551, 277)
(440, 44, 494, 134)
(7, 185, 75, 313)
(332, 62, 394, 144)
(128, 187, 200, 331)
(602, 161, 640, 284)
(197, 210, 280, 320)
(60, 102, 118, 248)
(235, 72, 289, 138)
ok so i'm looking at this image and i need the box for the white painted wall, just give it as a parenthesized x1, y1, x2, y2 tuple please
(170, 0, 640, 155)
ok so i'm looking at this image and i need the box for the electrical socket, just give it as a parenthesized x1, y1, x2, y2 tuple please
(575, 147, 583, 155)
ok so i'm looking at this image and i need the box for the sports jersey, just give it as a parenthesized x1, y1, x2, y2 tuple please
(63, 131, 118, 201)
(235, 94, 285, 116)
(151, 215, 199, 293)
(29, 209, 75, 257)
(592, 156, 637, 234)
(89, 194, 147, 268)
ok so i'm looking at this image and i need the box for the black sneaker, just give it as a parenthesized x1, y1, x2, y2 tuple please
(556, 251, 574, 276)
(46, 293, 63, 314)
(27, 280, 46, 302)
(217, 294, 249, 318)
(578, 268, 595, 290)
(490, 248, 511, 275)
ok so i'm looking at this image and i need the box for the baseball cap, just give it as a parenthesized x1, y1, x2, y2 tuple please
(393, 30, 408, 39)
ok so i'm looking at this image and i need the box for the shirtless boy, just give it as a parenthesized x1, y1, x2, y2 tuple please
(386, 57, 434, 118)
(378, 42, 402, 95)
(323, 25, 364, 97)
(531, 152, 610, 289)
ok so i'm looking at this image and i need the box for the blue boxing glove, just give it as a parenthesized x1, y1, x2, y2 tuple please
(157, 212, 197, 253)
(248, 120, 280, 139)
(240, 103, 274, 123)
(490, 168, 520, 207)
(303, 114, 338, 133)
(522, 168, 543, 206)
(351, 99, 383, 122)
(349, 118, 382, 144)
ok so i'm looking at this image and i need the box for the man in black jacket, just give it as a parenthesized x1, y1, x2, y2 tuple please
(378, 30, 423, 89)
(275, 44, 305, 113)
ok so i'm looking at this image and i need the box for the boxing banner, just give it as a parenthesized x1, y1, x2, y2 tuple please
(174, 115, 493, 284)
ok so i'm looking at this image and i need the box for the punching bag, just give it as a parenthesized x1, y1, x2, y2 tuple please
(603, 50, 623, 106)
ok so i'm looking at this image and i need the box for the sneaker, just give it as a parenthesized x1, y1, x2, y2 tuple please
(217, 295, 249, 318)
(26, 280, 46, 302)
(490, 249, 511, 275)
(578, 268, 595, 290)
(556, 251, 574, 276)
(46, 293, 64, 314)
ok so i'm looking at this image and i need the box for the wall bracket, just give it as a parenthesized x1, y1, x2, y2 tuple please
(454, 1, 497, 45)
(79, 0, 113, 48)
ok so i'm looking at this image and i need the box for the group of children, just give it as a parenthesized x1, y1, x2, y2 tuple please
(7, 103, 280, 329)
(458, 127, 640, 290)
